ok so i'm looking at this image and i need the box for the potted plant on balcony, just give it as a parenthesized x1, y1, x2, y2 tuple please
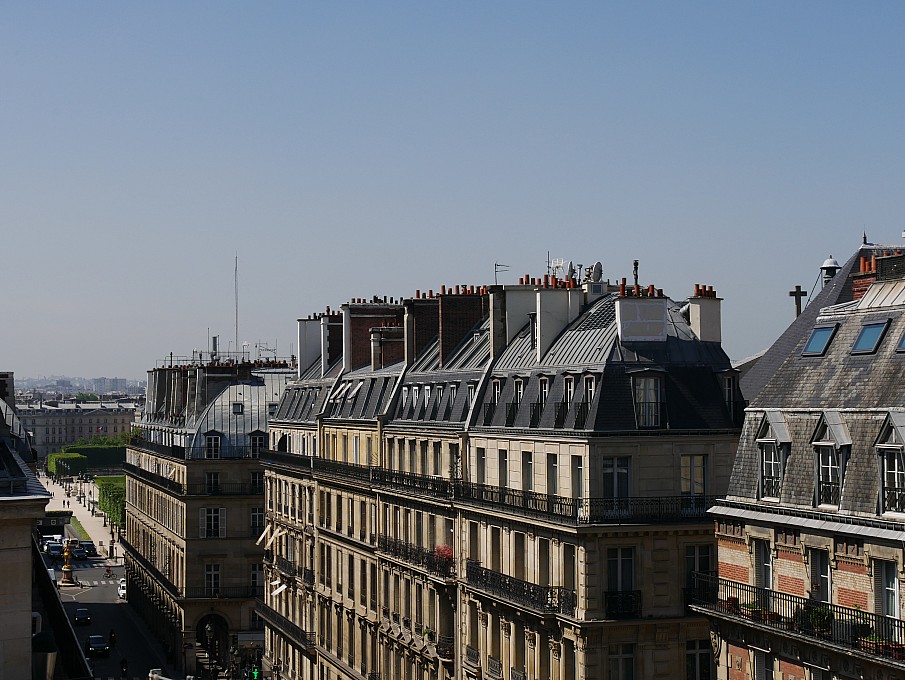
(741, 600, 764, 621)
(858, 634, 886, 655)
(434, 544, 453, 561)
(808, 604, 834, 638)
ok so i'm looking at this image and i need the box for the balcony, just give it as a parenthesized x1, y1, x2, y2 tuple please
(487, 656, 503, 679)
(511, 669, 527, 680)
(185, 482, 264, 496)
(505, 402, 519, 426)
(465, 645, 480, 668)
(573, 401, 589, 429)
(129, 438, 186, 460)
(762, 476, 781, 498)
(689, 572, 905, 665)
(436, 634, 454, 660)
(377, 535, 455, 578)
(183, 585, 263, 599)
(885, 487, 905, 513)
(553, 401, 569, 428)
(275, 556, 298, 577)
(529, 401, 543, 427)
(466, 560, 576, 616)
(371, 468, 454, 497)
(605, 590, 642, 619)
(123, 462, 184, 494)
(255, 599, 315, 649)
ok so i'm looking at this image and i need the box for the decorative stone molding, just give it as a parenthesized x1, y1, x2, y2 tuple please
(548, 639, 561, 660)
(479, 611, 488, 628)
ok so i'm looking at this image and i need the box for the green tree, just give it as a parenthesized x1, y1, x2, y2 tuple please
(96, 476, 126, 526)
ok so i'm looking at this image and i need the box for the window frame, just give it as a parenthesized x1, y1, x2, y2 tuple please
(802, 324, 839, 357)
(759, 440, 782, 500)
(851, 319, 891, 355)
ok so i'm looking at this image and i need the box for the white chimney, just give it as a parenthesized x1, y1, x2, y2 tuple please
(687, 285, 722, 343)
(297, 317, 321, 379)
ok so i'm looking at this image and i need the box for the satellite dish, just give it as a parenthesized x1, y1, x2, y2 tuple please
(591, 261, 603, 283)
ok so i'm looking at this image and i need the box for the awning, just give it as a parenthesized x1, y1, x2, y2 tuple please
(255, 525, 272, 546)
(271, 583, 288, 596)
(265, 528, 285, 550)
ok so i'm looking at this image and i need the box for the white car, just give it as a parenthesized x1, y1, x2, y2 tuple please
(117, 582, 126, 599)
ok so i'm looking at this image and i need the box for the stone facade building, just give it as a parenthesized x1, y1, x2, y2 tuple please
(262, 269, 741, 680)
(123, 355, 294, 675)
(691, 244, 905, 680)
(17, 401, 137, 460)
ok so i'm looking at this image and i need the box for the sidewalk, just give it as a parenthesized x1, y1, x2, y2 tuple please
(40, 472, 182, 679)
(42, 474, 121, 561)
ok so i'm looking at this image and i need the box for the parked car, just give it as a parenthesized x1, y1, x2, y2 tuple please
(81, 541, 98, 557)
(44, 542, 63, 559)
(74, 608, 91, 625)
(86, 634, 109, 657)
(117, 582, 127, 599)
(70, 545, 87, 560)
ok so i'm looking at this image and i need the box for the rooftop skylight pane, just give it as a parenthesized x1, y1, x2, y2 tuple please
(803, 326, 836, 356)
(852, 322, 888, 354)
(898, 332, 905, 352)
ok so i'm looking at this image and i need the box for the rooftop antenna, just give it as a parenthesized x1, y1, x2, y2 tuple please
(633, 259, 639, 288)
(235, 254, 239, 360)
(494, 262, 509, 285)
(550, 256, 565, 277)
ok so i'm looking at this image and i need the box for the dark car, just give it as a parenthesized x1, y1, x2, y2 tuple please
(45, 542, 63, 558)
(86, 634, 109, 657)
(74, 608, 91, 625)
(81, 541, 98, 557)
(70, 545, 87, 560)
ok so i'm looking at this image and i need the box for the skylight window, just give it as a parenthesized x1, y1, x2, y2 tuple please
(802, 325, 837, 356)
(897, 331, 905, 353)
(852, 320, 890, 355)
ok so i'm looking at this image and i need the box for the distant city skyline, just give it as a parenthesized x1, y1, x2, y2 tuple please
(4, 3, 905, 377)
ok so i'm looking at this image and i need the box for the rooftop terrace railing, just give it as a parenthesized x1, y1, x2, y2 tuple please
(689, 572, 905, 665)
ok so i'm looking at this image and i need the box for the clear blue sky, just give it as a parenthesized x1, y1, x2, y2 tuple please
(4, 2, 905, 379)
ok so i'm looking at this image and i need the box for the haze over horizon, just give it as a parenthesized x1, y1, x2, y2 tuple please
(4, 3, 905, 379)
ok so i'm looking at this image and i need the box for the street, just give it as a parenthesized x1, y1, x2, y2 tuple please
(41, 472, 180, 680)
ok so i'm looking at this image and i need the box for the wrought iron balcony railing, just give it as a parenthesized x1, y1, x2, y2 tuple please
(123, 462, 184, 494)
(376, 535, 456, 577)
(183, 585, 263, 599)
(255, 599, 315, 648)
(130, 438, 261, 461)
(762, 476, 781, 498)
(466, 560, 576, 616)
(885, 487, 905, 513)
(483, 402, 497, 426)
(275, 556, 298, 577)
(436, 634, 454, 660)
(184, 482, 264, 496)
(465, 645, 480, 667)
(371, 468, 454, 496)
(689, 572, 905, 664)
(605, 590, 642, 619)
(817, 480, 840, 506)
(487, 656, 503, 679)
(573, 401, 589, 429)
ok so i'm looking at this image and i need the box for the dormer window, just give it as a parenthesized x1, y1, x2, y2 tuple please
(760, 441, 782, 499)
(539, 377, 549, 406)
(632, 375, 661, 428)
(232, 402, 244, 415)
(514, 379, 523, 406)
(583, 376, 595, 404)
(412, 386, 420, 405)
(492, 380, 501, 405)
(802, 324, 838, 357)
(816, 444, 841, 505)
(402, 387, 409, 408)
(812, 414, 850, 508)
(564, 377, 574, 404)
(852, 320, 890, 355)
(878, 417, 905, 514)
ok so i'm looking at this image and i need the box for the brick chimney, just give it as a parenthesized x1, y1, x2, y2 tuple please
(371, 326, 405, 370)
(439, 293, 488, 366)
(342, 303, 405, 373)
(404, 298, 440, 365)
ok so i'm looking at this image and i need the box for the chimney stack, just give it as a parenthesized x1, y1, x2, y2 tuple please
(686, 284, 722, 343)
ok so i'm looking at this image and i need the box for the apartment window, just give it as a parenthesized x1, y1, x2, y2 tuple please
(564, 377, 574, 404)
(685, 640, 712, 680)
(251, 471, 264, 494)
(205, 434, 221, 459)
(760, 442, 782, 499)
(816, 445, 841, 506)
(498, 450, 508, 487)
(514, 379, 523, 405)
(884, 447, 905, 513)
(450, 383, 457, 406)
(205, 564, 221, 595)
(752, 651, 773, 680)
(251, 507, 264, 529)
(810, 548, 831, 603)
(522, 452, 533, 492)
(205, 472, 220, 494)
(251, 563, 264, 588)
(201, 508, 225, 538)
(608, 643, 634, 680)
(753, 539, 772, 591)
(603, 457, 630, 498)
(681, 454, 706, 496)
(250, 433, 266, 456)
(539, 377, 549, 406)
(476, 448, 486, 485)
(232, 402, 244, 415)
(875, 559, 899, 619)
(467, 383, 475, 407)
(685, 545, 712, 590)
(607, 547, 635, 592)
(491, 380, 501, 405)
(632, 375, 661, 427)
(722, 374, 738, 413)
(547, 453, 558, 495)
(402, 387, 409, 408)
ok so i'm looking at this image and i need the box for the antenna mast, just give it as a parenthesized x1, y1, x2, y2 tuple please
(235, 254, 239, 361)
